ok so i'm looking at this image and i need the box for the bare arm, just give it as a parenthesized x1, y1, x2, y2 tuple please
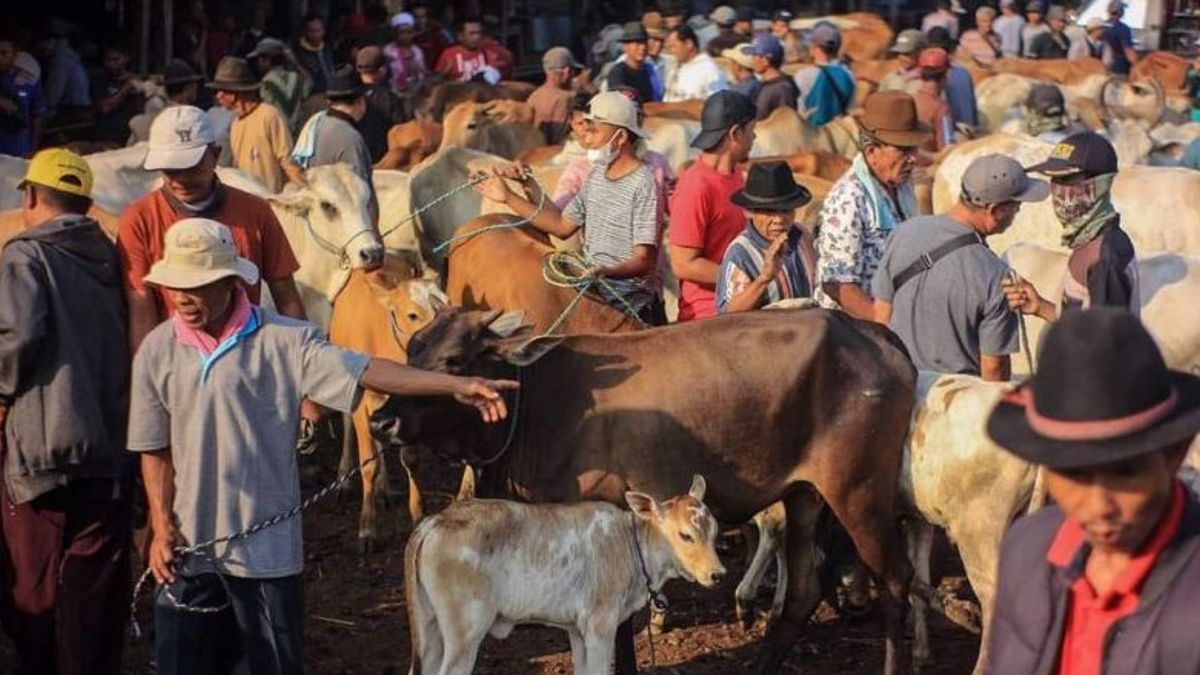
(472, 166, 580, 239)
(282, 160, 307, 187)
(127, 288, 161, 355)
(141, 449, 180, 584)
(980, 354, 1012, 382)
(669, 244, 720, 285)
(595, 244, 657, 280)
(822, 281, 875, 320)
(267, 278, 307, 320)
(1002, 277, 1057, 323)
(359, 358, 519, 424)
(873, 299, 893, 325)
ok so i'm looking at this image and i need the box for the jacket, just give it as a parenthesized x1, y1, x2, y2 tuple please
(0, 215, 130, 504)
(986, 493, 1200, 674)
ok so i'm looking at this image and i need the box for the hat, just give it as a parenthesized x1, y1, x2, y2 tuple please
(643, 10, 665, 30)
(585, 92, 649, 139)
(748, 33, 784, 61)
(326, 65, 366, 100)
(925, 25, 955, 49)
(918, 46, 950, 73)
(356, 46, 386, 69)
(1086, 17, 1108, 30)
(1027, 0, 1045, 12)
(987, 308, 1200, 469)
(246, 37, 286, 59)
(647, 26, 669, 39)
(145, 105, 217, 171)
(733, 161, 812, 211)
(19, 148, 92, 197)
(722, 44, 756, 69)
(543, 46, 583, 70)
(1026, 83, 1066, 116)
(163, 59, 203, 86)
(143, 219, 260, 290)
(619, 23, 649, 42)
(390, 11, 415, 28)
(856, 91, 933, 148)
(1108, 0, 1126, 13)
(1000, 0, 1017, 8)
(1046, 5, 1067, 21)
(691, 90, 757, 150)
(810, 21, 842, 50)
(710, 5, 737, 26)
(960, 154, 1049, 205)
(1027, 131, 1119, 177)
(772, 9, 795, 22)
(891, 29, 926, 54)
(206, 56, 259, 92)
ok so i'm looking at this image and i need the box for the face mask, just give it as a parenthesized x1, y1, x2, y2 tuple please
(1051, 172, 1118, 248)
(586, 130, 624, 166)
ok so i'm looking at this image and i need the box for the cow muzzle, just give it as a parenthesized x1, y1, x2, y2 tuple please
(358, 244, 384, 269)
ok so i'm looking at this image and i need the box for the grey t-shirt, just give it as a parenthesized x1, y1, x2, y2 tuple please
(563, 163, 662, 307)
(312, 111, 374, 187)
(871, 215, 1018, 376)
(127, 310, 369, 578)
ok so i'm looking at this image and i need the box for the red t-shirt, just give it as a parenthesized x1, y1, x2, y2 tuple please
(1052, 480, 1185, 675)
(668, 162, 747, 321)
(435, 46, 489, 82)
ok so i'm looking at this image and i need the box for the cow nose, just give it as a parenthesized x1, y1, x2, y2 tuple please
(709, 570, 725, 585)
(360, 246, 384, 268)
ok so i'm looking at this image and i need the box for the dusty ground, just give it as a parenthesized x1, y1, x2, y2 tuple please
(1, 451, 980, 674)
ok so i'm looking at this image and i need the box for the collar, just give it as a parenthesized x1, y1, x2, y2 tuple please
(327, 107, 359, 126)
(299, 37, 325, 52)
(161, 179, 226, 218)
(172, 285, 254, 357)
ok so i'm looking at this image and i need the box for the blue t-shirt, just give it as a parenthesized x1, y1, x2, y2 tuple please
(0, 72, 43, 158)
(945, 65, 978, 128)
(1106, 22, 1135, 75)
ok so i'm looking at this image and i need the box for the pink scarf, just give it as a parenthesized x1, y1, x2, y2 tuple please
(172, 286, 254, 357)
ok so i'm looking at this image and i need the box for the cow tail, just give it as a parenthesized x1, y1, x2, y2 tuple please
(405, 520, 436, 675)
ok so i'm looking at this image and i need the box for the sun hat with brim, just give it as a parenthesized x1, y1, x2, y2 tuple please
(207, 56, 259, 92)
(1026, 131, 1118, 177)
(732, 161, 812, 211)
(19, 148, 93, 197)
(326, 65, 367, 99)
(618, 23, 650, 42)
(163, 59, 204, 86)
(855, 90, 933, 148)
(987, 308, 1200, 470)
(584, 91, 649, 139)
(722, 44, 756, 69)
(692, 90, 757, 150)
(144, 105, 217, 171)
(143, 218, 260, 290)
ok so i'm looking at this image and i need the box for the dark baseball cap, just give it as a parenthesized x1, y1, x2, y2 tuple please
(1026, 83, 1065, 116)
(1027, 131, 1119, 178)
(772, 9, 794, 22)
(691, 90, 756, 151)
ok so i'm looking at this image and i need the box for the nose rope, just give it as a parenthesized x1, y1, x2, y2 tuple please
(304, 215, 382, 270)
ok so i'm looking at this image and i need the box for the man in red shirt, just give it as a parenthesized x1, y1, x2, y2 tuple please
(435, 17, 491, 83)
(985, 308, 1200, 675)
(669, 90, 756, 321)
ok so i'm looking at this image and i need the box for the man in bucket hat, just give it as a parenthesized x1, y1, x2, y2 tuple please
(209, 56, 305, 193)
(130, 218, 516, 675)
(984, 307, 1200, 674)
(815, 90, 928, 319)
(717, 161, 817, 312)
(472, 91, 667, 324)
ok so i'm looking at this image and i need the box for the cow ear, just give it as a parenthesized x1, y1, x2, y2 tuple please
(688, 475, 707, 502)
(267, 191, 312, 218)
(428, 291, 449, 314)
(486, 309, 529, 338)
(501, 336, 562, 366)
(626, 491, 663, 521)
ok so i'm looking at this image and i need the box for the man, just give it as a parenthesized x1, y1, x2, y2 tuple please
(771, 9, 803, 64)
(722, 44, 760, 101)
(248, 37, 309, 134)
(716, 161, 816, 313)
(816, 91, 927, 318)
(793, 23, 856, 128)
(1029, 5, 1072, 59)
(292, 66, 377, 216)
(607, 24, 657, 105)
(117, 105, 306, 352)
(872, 155, 1049, 380)
(163, 59, 203, 106)
(665, 25, 729, 102)
(733, 8, 754, 39)
(1022, 1, 1051, 58)
(356, 46, 408, 162)
(922, 0, 963, 39)
(1025, 83, 1082, 142)
(383, 12, 428, 95)
(411, 2, 450, 67)
(706, 5, 744, 57)
(33, 22, 90, 123)
(0, 149, 131, 675)
(91, 43, 143, 146)
(749, 34, 798, 120)
(527, 47, 580, 146)
(994, 0, 1027, 58)
(1070, 17, 1110, 61)
(294, 13, 335, 93)
(1003, 132, 1138, 320)
(985, 307, 1200, 674)
(958, 6, 1004, 67)
(662, 4, 686, 32)
(925, 27, 980, 131)
(234, 4, 269, 58)
(878, 29, 925, 94)
(472, 92, 665, 325)
(479, 18, 516, 81)
(209, 56, 303, 194)
(913, 47, 956, 151)
(670, 90, 757, 321)
(436, 17, 491, 83)
(1106, 0, 1138, 76)
(645, 26, 674, 102)
(129, 218, 515, 675)
(0, 34, 43, 158)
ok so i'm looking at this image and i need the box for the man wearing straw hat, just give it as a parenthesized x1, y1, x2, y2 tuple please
(210, 55, 305, 193)
(984, 307, 1200, 673)
(129, 218, 516, 674)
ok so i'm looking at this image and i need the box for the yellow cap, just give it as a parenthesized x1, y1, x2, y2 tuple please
(20, 148, 93, 197)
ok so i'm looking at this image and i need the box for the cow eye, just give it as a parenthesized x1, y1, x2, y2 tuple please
(320, 200, 337, 215)
(406, 311, 420, 321)
(679, 532, 694, 543)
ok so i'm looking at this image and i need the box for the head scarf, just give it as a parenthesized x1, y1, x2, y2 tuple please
(1026, 109, 1065, 138)
(1052, 172, 1118, 249)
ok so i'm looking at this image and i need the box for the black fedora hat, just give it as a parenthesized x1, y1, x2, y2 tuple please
(206, 56, 260, 92)
(987, 308, 1200, 470)
(325, 65, 366, 100)
(732, 162, 812, 211)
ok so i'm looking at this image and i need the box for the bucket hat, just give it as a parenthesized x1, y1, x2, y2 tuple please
(732, 161, 812, 211)
(855, 91, 933, 148)
(988, 308, 1200, 469)
(207, 56, 259, 92)
(143, 219, 260, 290)
(326, 65, 366, 100)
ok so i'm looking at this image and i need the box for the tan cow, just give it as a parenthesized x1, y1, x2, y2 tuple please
(377, 101, 545, 172)
(789, 13, 895, 62)
(962, 56, 1108, 85)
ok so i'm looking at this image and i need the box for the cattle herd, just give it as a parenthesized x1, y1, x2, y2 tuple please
(6, 10, 1200, 673)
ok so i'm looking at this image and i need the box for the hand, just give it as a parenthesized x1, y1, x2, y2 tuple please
(148, 525, 185, 584)
(496, 160, 531, 183)
(579, 265, 603, 280)
(1001, 276, 1044, 315)
(470, 169, 512, 204)
(757, 234, 788, 283)
(453, 377, 520, 423)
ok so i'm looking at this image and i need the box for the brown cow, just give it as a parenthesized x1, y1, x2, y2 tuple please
(373, 306, 918, 675)
(961, 56, 1107, 85)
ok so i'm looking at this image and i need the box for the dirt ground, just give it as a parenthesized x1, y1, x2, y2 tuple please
(0, 451, 980, 674)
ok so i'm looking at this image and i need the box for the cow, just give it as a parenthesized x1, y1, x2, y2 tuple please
(405, 475, 724, 675)
(747, 106, 860, 159)
(377, 99, 545, 172)
(371, 306, 918, 675)
(789, 13, 895, 62)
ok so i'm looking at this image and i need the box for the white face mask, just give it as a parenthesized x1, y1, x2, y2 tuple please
(586, 129, 624, 166)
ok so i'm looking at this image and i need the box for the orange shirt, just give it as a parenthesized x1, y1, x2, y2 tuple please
(1051, 480, 1186, 675)
(116, 184, 300, 319)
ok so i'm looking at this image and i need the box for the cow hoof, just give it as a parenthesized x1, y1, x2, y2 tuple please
(942, 598, 982, 635)
(650, 606, 667, 635)
(358, 536, 376, 556)
(736, 601, 754, 631)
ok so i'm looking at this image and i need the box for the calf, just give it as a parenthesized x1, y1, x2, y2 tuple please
(405, 475, 725, 675)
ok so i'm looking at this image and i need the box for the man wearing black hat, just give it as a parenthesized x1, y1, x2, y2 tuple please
(984, 307, 1200, 674)
(717, 161, 816, 312)
(1025, 83, 1082, 143)
(1004, 132, 1137, 321)
(669, 90, 757, 321)
(292, 66, 377, 216)
(606, 24, 658, 104)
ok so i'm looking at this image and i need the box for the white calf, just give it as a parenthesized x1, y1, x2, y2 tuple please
(405, 475, 725, 675)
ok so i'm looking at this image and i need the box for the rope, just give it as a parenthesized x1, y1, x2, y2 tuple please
(1006, 269, 1037, 373)
(629, 513, 664, 672)
(541, 250, 651, 331)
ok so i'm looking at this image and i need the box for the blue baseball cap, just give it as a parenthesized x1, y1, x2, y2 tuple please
(748, 33, 784, 60)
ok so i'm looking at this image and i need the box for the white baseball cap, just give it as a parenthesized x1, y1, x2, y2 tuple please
(144, 105, 217, 171)
(390, 12, 415, 28)
(584, 92, 648, 139)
